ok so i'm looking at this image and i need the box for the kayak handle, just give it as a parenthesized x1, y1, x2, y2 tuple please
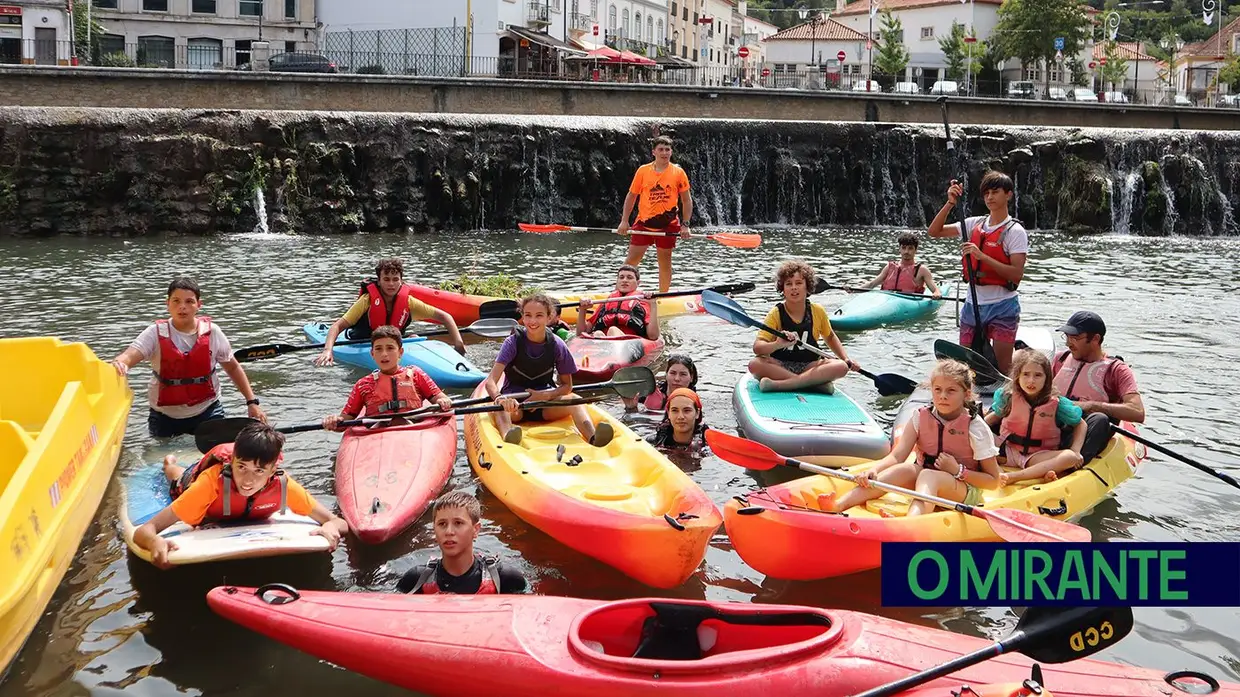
(736, 506, 765, 516)
(1164, 670, 1220, 694)
(663, 513, 686, 531)
(455, 362, 470, 372)
(255, 583, 301, 605)
(1036, 499, 1068, 517)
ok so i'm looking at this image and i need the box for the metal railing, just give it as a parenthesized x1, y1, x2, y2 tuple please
(527, 1, 551, 25)
(570, 12, 593, 31)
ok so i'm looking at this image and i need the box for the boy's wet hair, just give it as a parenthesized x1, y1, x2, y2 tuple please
(520, 293, 556, 315)
(775, 259, 816, 294)
(979, 170, 1014, 194)
(371, 325, 403, 346)
(374, 257, 405, 278)
(433, 490, 481, 523)
(652, 135, 674, 148)
(618, 264, 641, 280)
(898, 232, 919, 249)
(167, 277, 202, 300)
(233, 422, 285, 466)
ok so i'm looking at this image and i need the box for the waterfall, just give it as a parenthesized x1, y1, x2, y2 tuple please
(253, 188, 269, 234)
(1111, 170, 1142, 235)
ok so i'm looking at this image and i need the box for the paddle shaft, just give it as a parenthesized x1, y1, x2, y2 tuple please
(481, 282, 754, 317)
(233, 318, 514, 362)
(1112, 425, 1240, 490)
(831, 283, 962, 304)
(940, 97, 985, 355)
(852, 638, 1014, 697)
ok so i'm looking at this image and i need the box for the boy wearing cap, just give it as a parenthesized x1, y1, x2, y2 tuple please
(1052, 310, 1145, 462)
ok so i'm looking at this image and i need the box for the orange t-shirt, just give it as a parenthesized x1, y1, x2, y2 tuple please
(629, 162, 690, 228)
(170, 464, 316, 526)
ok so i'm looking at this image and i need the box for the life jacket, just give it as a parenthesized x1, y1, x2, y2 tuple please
(591, 290, 650, 336)
(152, 317, 217, 407)
(881, 261, 925, 294)
(409, 554, 502, 594)
(350, 280, 415, 339)
(503, 329, 560, 391)
(998, 390, 1063, 456)
(962, 218, 1019, 290)
(644, 384, 669, 411)
(915, 406, 977, 468)
(1052, 351, 1124, 404)
(176, 443, 288, 523)
(771, 301, 820, 363)
(364, 368, 425, 416)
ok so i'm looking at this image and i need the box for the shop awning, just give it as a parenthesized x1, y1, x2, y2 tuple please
(505, 26, 587, 56)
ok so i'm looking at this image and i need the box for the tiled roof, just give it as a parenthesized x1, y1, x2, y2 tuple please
(765, 17, 868, 41)
(1092, 41, 1157, 62)
(833, 0, 1002, 17)
(1181, 15, 1239, 59)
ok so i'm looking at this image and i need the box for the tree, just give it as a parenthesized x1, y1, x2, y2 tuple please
(873, 9, 910, 80)
(1066, 54, 1089, 86)
(1100, 40, 1129, 91)
(993, 0, 1093, 96)
(1221, 53, 1240, 92)
(939, 21, 968, 80)
(72, 1, 108, 64)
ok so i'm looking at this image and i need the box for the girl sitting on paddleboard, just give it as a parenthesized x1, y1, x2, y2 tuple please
(821, 359, 1001, 517)
(625, 353, 698, 412)
(985, 349, 1087, 485)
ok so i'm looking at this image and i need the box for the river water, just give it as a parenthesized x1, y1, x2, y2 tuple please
(2, 228, 1239, 696)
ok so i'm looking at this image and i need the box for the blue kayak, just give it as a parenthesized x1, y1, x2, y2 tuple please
(830, 290, 943, 332)
(301, 322, 485, 389)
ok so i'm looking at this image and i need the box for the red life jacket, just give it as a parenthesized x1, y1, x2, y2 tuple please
(364, 368, 425, 416)
(591, 290, 650, 336)
(410, 555, 502, 594)
(962, 218, 1019, 289)
(152, 317, 217, 407)
(356, 280, 416, 334)
(881, 261, 925, 294)
(999, 390, 1063, 456)
(915, 406, 977, 468)
(179, 443, 288, 523)
(1052, 351, 1122, 403)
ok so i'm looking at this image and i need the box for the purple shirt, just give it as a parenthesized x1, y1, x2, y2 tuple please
(495, 332, 577, 394)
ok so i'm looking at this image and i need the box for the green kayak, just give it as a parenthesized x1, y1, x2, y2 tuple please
(830, 290, 943, 331)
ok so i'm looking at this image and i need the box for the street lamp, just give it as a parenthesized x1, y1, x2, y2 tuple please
(1160, 33, 1185, 97)
(1109, 1, 1165, 103)
(797, 8, 827, 68)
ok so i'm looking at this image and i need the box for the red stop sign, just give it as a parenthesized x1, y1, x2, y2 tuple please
(1100, 57, 1108, 65)
(837, 50, 846, 62)
(761, 67, 771, 76)
(738, 46, 749, 58)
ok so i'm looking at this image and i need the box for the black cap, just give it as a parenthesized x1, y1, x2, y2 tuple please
(1057, 311, 1106, 337)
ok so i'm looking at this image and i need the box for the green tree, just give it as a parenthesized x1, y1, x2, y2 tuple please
(1220, 53, 1240, 92)
(1099, 40, 1129, 91)
(873, 9, 910, 80)
(939, 21, 968, 80)
(1066, 54, 1088, 86)
(993, 0, 1092, 95)
(72, 1, 108, 64)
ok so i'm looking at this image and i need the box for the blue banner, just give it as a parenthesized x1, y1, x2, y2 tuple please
(880, 543, 1240, 607)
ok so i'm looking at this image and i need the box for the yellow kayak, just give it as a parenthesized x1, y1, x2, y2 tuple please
(0, 337, 132, 677)
(463, 384, 721, 588)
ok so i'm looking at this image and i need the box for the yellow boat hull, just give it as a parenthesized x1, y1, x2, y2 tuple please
(0, 337, 132, 679)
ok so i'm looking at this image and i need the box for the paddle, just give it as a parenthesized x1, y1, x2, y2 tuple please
(852, 604, 1134, 697)
(700, 290, 919, 398)
(819, 281, 963, 304)
(477, 282, 757, 321)
(706, 428, 1090, 543)
(1111, 425, 1240, 491)
(939, 96, 987, 358)
(232, 318, 519, 363)
(194, 367, 657, 453)
(516, 222, 762, 249)
(934, 338, 1008, 385)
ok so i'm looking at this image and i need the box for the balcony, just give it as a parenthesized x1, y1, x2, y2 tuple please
(527, 1, 551, 26)
(570, 12, 592, 32)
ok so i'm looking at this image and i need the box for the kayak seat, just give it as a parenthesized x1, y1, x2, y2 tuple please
(631, 602, 832, 661)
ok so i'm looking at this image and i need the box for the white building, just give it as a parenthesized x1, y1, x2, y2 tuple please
(0, 1, 72, 65)
(92, 0, 317, 69)
(1176, 14, 1239, 105)
(589, 0, 666, 55)
(761, 15, 867, 88)
(739, 7, 777, 67)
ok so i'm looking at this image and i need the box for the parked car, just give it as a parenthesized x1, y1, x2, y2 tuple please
(239, 51, 338, 73)
(929, 80, 959, 95)
(1218, 94, 1240, 108)
(1101, 91, 1129, 103)
(1069, 87, 1099, 102)
(1045, 87, 1069, 101)
(1007, 80, 1036, 99)
(851, 80, 882, 92)
(1169, 94, 1194, 106)
(892, 81, 921, 95)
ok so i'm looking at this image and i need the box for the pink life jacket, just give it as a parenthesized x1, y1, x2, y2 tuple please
(999, 390, 1062, 456)
(915, 406, 976, 469)
(1052, 351, 1122, 403)
(881, 261, 925, 294)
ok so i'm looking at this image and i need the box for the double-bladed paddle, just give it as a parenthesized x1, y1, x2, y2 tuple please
(232, 318, 519, 363)
(934, 338, 1009, 385)
(852, 604, 1134, 697)
(940, 96, 988, 358)
(478, 282, 757, 321)
(516, 222, 762, 249)
(700, 290, 919, 398)
(706, 428, 1091, 543)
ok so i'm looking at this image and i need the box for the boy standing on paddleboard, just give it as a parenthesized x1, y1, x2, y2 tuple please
(617, 136, 693, 293)
(396, 490, 528, 594)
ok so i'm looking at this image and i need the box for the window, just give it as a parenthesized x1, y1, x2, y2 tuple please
(285, 0, 295, 18)
(1023, 66, 1042, 81)
(98, 33, 125, 56)
(1049, 66, 1063, 83)
(607, 4, 615, 29)
(192, 0, 216, 13)
(634, 12, 641, 40)
(683, 7, 688, 21)
(187, 37, 222, 68)
(920, 26, 933, 39)
(94, 0, 117, 7)
(590, 0, 597, 14)
(693, 11, 698, 23)
(240, 0, 262, 17)
(285, 40, 296, 52)
(136, 35, 174, 66)
(671, 2, 678, 16)
(622, 9, 629, 37)
(142, 0, 168, 10)
(647, 16, 653, 43)
(657, 19, 663, 45)
(236, 39, 252, 66)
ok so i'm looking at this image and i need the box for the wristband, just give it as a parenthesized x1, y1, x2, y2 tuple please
(246, 398, 261, 406)
(955, 462, 966, 481)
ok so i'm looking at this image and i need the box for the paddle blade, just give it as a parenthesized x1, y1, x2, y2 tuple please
(933, 339, 1008, 385)
(478, 300, 520, 320)
(701, 290, 762, 330)
(233, 343, 301, 362)
(468, 318, 519, 338)
(707, 281, 757, 295)
(812, 277, 831, 295)
(711, 232, 762, 248)
(873, 372, 919, 398)
(517, 223, 568, 233)
(1013, 605, 1134, 664)
(976, 508, 1092, 544)
(194, 417, 259, 454)
(608, 367, 656, 399)
(704, 429, 783, 471)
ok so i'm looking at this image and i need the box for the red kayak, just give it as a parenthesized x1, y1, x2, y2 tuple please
(335, 416, 457, 544)
(568, 334, 664, 383)
(207, 588, 1235, 697)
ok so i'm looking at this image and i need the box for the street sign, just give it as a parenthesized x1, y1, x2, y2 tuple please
(866, 39, 873, 49)
(963, 36, 976, 43)
(1100, 57, 1108, 65)
(1089, 61, 1097, 69)
(837, 49, 846, 61)
(738, 46, 749, 58)
(592, 23, 599, 36)
(1056, 49, 1063, 62)
(1054, 36, 1065, 50)
(761, 67, 771, 76)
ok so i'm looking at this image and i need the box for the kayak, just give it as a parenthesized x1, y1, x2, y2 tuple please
(120, 462, 330, 565)
(335, 414, 457, 544)
(409, 283, 705, 325)
(732, 374, 891, 467)
(206, 588, 1234, 697)
(301, 321, 484, 389)
(1, 337, 131, 678)
(831, 289, 943, 332)
(568, 334, 665, 383)
(463, 382, 721, 588)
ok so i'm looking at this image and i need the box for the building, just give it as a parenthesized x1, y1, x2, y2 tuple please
(761, 15, 866, 88)
(0, 1, 72, 65)
(1177, 14, 1239, 105)
(590, 0, 667, 56)
(1090, 41, 1158, 100)
(739, 6, 776, 68)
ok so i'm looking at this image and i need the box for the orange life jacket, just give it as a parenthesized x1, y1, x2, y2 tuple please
(915, 406, 977, 468)
(352, 280, 415, 337)
(409, 555, 502, 594)
(178, 443, 288, 523)
(152, 317, 217, 407)
(999, 390, 1063, 456)
(591, 290, 650, 336)
(364, 368, 425, 416)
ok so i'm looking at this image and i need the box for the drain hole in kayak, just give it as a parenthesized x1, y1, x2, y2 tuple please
(1165, 671, 1221, 694)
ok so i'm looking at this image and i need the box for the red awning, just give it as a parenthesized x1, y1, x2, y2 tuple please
(618, 50, 657, 66)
